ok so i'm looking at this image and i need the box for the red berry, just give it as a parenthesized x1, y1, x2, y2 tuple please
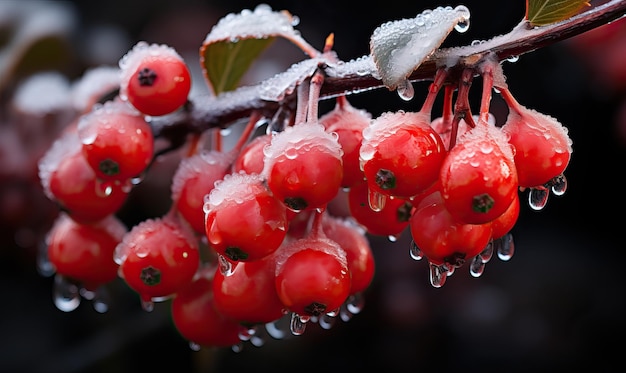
(47, 213, 127, 290)
(204, 172, 288, 262)
(439, 122, 518, 225)
(39, 132, 129, 223)
(212, 254, 286, 325)
(171, 150, 233, 234)
(274, 235, 351, 317)
(119, 41, 191, 116)
(77, 100, 154, 182)
(116, 216, 200, 302)
(171, 267, 242, 348)
(490, 190, 520, 240)
(263, 122, 343, 212)
(232, 134, 271, 175)
(360, 110, 446, 199)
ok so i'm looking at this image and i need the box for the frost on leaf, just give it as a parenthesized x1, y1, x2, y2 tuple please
(369, 5, 471, 91)
(259, 58, 324, 102)
(200, 4, 313, 95)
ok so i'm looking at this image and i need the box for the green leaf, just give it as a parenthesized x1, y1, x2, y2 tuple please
(199, 4, 317, 95)
(526, 0, 590, 27)
(201, 38, 275, 95)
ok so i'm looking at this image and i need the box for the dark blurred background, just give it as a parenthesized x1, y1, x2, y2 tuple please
(1, 0, 625, 372)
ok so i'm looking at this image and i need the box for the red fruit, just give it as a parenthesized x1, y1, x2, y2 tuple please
(274, 235, 351, 317)
(171, 150, 233, 234)
(322, 214, 375, 295)
(119, 41, 192, 116)
(77, 100, 154, 182)
(171, 267, 242, 348)
(39, 132, 129, 223)
(319, 97, 370, 188)
(212, 254, 286, 325)
(47, 213, 127, 290)
(409, 198, 493, 267)
(501, 101, 572, 188)
(116, 216, 200, 302)
(347, 180, 412, 237)
(263, 122, 343, 212)
(440, 122, 518, 225)
(204, 172, 288, 262)
(490, 190, 520, 240)
(360, 110, 446, 199)
(232, 134, 271, 175)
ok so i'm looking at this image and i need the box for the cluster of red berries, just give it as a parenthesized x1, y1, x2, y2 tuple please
(37, 40, 572, 352)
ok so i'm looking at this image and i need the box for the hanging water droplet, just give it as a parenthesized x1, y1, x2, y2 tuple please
(36, 239, 55, 277)
(409, 240, 423, 260)
(446, 263, 455, 276)
(550, 174, 567, 196)
(367, 187, 387, 212)
(528, 187, 549, 210)
(265, 318, 288, 340)
(340, 305, 354, 322)
(290, 312, 307, 336)
(250, 335, 265, 347)
(505, 55, 519, 63)
(428, 262, 448, 288)
(95, 179, 114, 197)
(231, 342, 244, 353)
(91, 286, 110, 313)
(345, 293, 365, 315)
(53, 274, 81, 312)
(318, 314, 335, 330)
(141, 298, 154, 312)
(218, 254, 234, 276)
(396, 79, 415, 101)
(189, 341, 201, 351)
(238, 325, 256, 341)
(454, 18, 470, 33)
(479, 240, 494, 263)
(469, 255, 486, 277)
(495, 233, 515, 261)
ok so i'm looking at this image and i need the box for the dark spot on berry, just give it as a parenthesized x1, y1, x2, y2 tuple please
(225, 246, 248, 261)
(138, 67, 157, 86)
(99, 159, 120, 176)
(472, 193, 494, 213)
(140, 266, 161, 286)
(304, 302, 327, 316)
(444, 252, 466, 268)
(375, 169, 396, 190)
(397, 201, 413, 222)
(284, 197, 308, 211)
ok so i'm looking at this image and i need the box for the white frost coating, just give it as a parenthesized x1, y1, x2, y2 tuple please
(510, 108, 573, 154)
(38, 131, 82, 199)
(259, 58, 322, 102)
(205, 171, 264, 209)
(118, 41, 185, 100)
(370, 5, 470, 90)
(325, 56, 380, 80)
(360, 110, 430, 162)
(76, 99, 142, 146)
(262, 122, 343, 174)
(12, 72, 71, 114)
(273, 235, 347, 276)
(170, 150, 234, 201)
(203, 4, 300, 43)
(71, 65, 121, 112)
(458, 121, 515, 162)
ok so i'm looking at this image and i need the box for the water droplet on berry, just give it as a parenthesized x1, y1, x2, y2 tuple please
(345, 293, 365, 315)
(550, 174, 567, 196)
(141, 297, 154, 312)
(250, 335, 265, 347)
(53, 274, 81, 312)
(217, 254, 234, 276)
(428, 262, 448, 288)
(90, 286, 111, 313)
(265, 316, 289, 340)
(318, 314, 336, 330)
(231, 343, 244, 353)
(388, 234, 399, 242)
(367, 187, 387, 211)
(396, 79, 414, 101)
(495, 233, 515, 261)
(189, 341, 201, 351)
(95, 179, 114, 197)
(36, 240, 55, 277)
(479, 241, 494, 263)
(290, 312, 308, 335)
(528, 187, 549, 210)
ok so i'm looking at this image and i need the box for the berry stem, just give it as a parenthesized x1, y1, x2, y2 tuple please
(229, 110, 263, 156)
(306, 70, 325, 123)
(478, 64, 494, 123)
(497, 85, 522, 115)
(419, 68, 448, 117)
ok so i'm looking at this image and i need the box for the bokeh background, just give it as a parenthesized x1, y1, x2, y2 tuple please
(1, 0, 625, 372)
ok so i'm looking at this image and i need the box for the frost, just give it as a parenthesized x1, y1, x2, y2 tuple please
(170, 150, 234, 202)
(118, 41, 184, 101)
(259, 58, 324, 101)
(325, 56, 380, 80)
(262, 122, 343, 174)
(205, 171, 265, 208)
(203, 4, 301, 43)
(76, 99, 142, 146)
(12, 72, 71, 115)
(71, 65, 121, 112)
(273, 235, 347, 276)
(38, 131, 81, 199)
(370, 5, 471, 90)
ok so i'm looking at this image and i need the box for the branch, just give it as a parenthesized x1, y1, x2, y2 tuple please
(151, 0, 626, 139)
